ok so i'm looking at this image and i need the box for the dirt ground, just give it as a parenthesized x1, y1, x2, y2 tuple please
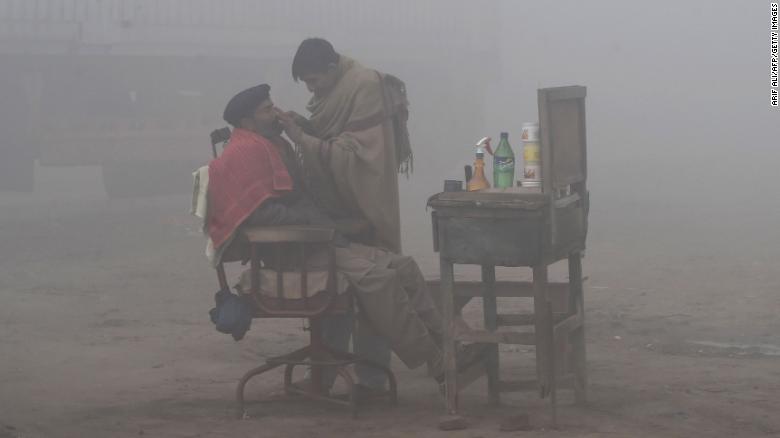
(1, 166, 779, 438)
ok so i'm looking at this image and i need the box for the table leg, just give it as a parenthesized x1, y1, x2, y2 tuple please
(534, 264, 557, 428)
(440, 257, 458, 415)
(481, 265, 500, 406)
(547, 300, 558, 428)
(532, 265, 550, 397)
(568, 251, 588, 404)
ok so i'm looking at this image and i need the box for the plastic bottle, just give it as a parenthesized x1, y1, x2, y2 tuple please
(493, 132, 515, 188)
(467, 137, 491, 191)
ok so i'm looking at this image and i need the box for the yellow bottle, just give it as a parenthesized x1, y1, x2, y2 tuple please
(467, 137, 491, 191)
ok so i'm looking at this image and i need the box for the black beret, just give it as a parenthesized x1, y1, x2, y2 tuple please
(223, 84, 271, 127)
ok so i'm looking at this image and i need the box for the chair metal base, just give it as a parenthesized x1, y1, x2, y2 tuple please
(236, 345, 397, 419)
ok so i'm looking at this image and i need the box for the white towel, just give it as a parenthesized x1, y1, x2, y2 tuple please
(191, 166, 209, 220)
(191, 165, 217, 263)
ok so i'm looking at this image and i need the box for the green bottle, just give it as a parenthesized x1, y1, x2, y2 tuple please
(493, 132, 515, 188)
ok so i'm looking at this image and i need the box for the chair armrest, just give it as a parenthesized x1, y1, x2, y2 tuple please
(242, 225, 335, 243)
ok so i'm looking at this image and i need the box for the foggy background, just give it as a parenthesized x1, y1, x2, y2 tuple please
(2, 0, 776, 253)
(0, 0, 776, 359)
(0, 0, 777, 373)
(1, 1, 779, 436)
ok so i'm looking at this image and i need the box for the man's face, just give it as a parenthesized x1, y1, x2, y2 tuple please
(244, 98, 282, 137)
(301, 65, 339, 96)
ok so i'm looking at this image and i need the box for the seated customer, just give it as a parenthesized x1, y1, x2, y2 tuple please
(206, 84, 485, 386)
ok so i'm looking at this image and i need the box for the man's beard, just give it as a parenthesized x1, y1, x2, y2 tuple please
(258, 119, 283, 138)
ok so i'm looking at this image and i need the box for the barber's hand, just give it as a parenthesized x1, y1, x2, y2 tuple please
(284, 110, 308, 126)
(275, 109, 304, 144)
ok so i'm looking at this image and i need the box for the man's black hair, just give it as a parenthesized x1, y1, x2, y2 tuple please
(223, 84, 270, 128)
(291, 38, 339, 82)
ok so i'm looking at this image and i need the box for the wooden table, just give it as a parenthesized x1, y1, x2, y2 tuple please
(427, 86, 590, 428)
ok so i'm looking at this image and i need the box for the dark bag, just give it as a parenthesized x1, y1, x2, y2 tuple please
(209, 288, 253, 341)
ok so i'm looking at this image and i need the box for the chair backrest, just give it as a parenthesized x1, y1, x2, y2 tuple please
(210, 127, 231, 158)
(538, 86, 587, 195)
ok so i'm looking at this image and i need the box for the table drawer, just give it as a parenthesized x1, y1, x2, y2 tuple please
(436, 214, 545, 266)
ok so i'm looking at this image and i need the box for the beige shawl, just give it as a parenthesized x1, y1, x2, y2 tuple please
(299, 56, 411, 253)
